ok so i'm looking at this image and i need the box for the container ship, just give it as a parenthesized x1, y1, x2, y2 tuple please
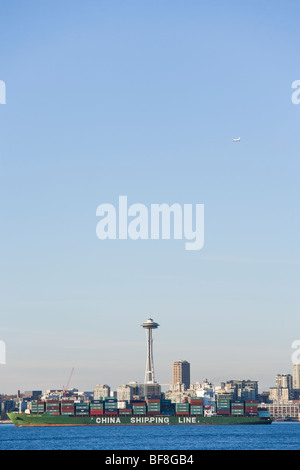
(8, 397, 272, 426)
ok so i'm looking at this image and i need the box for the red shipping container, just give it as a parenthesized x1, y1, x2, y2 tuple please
(90, 410, 104, 416)
(146, 399, 160, 403)
(176, 412, 189, 416)
(104, 411, 118, 416)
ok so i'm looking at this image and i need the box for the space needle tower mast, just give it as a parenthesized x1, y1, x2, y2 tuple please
(141, 318, 159, 384)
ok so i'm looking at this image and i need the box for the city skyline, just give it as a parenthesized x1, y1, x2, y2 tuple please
(2, 328, 300, 397)
(0, 1, 299, 395)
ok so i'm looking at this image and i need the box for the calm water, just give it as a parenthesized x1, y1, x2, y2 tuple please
(0, 422, 300, 450)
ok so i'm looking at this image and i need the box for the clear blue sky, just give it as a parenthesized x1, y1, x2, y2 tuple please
(0, 0, 299, 394)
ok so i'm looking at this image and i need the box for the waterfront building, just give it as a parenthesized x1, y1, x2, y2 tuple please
(262, 402, 300, 421)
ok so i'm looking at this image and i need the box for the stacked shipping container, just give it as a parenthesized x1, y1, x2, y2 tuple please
(75, 402, 89, 416)
(104, 398, 118, 415)
(90, 400, 104, 416)
(231, 402, 244, 416)
(132, 401, 147, 415)
(189, 398, 204, 416)
(61, 400, 75, 416)
(245, 401, 258, 416)
(30, 401, 45, 414)
(160, 399, 175, 416)
(27, 397, 259, 418)
(146, 398, 161, 415)
(46, 400, 60, 415)
(216, 398, 231, 416)
(175, 402, 190, 416)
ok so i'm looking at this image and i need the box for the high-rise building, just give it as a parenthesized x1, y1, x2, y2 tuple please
(269, 386, 290, 403)
(293, 363, 300, 389)
(93, 384, 110, 399)
(173, 360, 190, 390)
(275, 374, 293, 389)
(269, 374, 294, 403)
(117, 384, 132, 402)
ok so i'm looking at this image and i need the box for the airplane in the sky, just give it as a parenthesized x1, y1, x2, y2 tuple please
(232, 137, 241, 142)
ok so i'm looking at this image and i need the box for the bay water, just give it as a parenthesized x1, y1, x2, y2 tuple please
(0, 422, 299, 450)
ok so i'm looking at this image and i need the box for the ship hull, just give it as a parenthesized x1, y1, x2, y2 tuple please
(8, 413, 272, 427)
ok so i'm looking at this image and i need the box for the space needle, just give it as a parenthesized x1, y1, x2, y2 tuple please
(141, 317, 159, 384)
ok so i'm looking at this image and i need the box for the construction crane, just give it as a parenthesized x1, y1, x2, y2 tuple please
(63, 368, 74, 397)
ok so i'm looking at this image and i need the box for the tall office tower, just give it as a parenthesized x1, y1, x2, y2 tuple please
(141, 318, 159, 384)
(93, 384, 110, 399)
(275, 374, 293, 389)
(117, 384, 133, 402)
(173, 360, 190, 390)
(293, 363, 300, 389)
